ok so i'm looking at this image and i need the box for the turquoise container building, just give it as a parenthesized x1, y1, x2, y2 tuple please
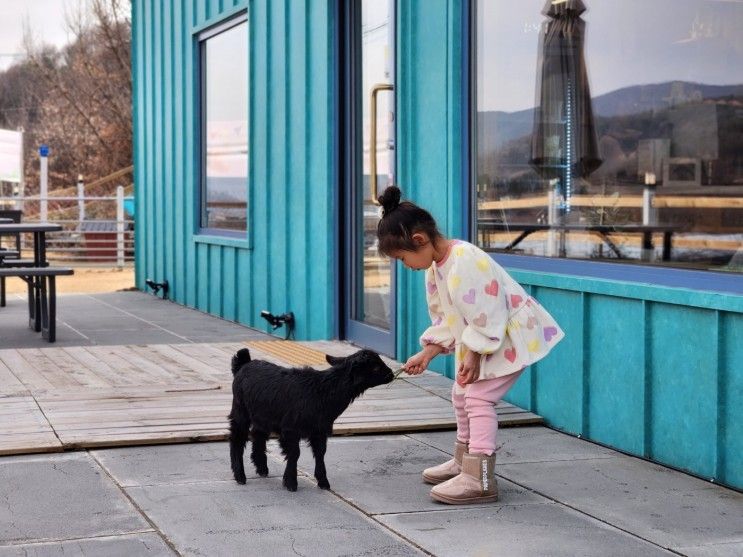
(132, 0, 743, 490)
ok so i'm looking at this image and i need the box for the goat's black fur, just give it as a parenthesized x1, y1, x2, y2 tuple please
(229, 348, 394, 491)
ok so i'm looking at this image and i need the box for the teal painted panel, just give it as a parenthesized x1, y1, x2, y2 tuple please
(306, 0, 334, 336)
(163, 0, 175, 299)
(510, 270, 743, 313)
(532, 287, 583, 435)
(209, 247, 222, 315)
(649, 304, 718, 478)
(173, 0, 185, 303)
(223, 248, 236, 322)
(134, 0, 336, 340)
(721, 312, 743, 487)
(505, 367, 533, 411)
(185, 0, 198, 309)
(396, 0, 465, 366)
(236, 249, 251, 325)
(132, 0, 145, 288)
(196, 243, 208, 311)
(586, 296, 645, 454)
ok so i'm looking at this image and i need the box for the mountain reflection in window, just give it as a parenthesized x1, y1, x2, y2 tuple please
(475, 0, 743, 273)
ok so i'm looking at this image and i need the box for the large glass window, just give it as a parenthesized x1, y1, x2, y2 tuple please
(199, 17, 248, 233)
(474, 0, 743, 273)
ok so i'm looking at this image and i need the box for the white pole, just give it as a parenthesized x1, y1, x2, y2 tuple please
(116, 185, 125, 268)
(547, 182, 558, 257)
(77, 174, 85, 223)
(643, 172, 657, 225)
(17, 127, 24, 211)
(642, 172, 657, 261)
(39, 145, 48, 221)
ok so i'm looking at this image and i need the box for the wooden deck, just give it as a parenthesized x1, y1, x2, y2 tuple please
(0, 340, 542, 456)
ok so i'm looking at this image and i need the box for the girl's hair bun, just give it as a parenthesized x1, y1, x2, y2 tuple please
(378, 185, 402, 216)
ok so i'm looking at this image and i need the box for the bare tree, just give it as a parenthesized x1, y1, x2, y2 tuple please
(18, 0, 131, 195)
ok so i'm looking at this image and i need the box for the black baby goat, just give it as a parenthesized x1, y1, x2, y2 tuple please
(229, 348, 394, 491)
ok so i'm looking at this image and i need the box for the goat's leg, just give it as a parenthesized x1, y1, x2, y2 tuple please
(250, 429, 270, 477)
(229, 412, 250, 485)
(279, 431, 300, 492)
(309, 435, 330, 489)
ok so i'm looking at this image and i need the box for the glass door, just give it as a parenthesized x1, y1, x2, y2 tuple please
(341, 0, 396, 355)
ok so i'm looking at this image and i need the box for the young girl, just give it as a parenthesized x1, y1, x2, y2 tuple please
(376, 186, 564, 505)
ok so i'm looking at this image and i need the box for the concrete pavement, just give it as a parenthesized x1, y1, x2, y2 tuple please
(0, 292, 741, 556)
(1, 427, 740, 556)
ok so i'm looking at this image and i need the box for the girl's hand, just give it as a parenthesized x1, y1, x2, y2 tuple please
(457, 349, 481, 386)
(404, 344, 443, 375)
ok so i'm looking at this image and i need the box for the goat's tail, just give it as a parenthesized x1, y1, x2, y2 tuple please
(231, 348, 252, 375)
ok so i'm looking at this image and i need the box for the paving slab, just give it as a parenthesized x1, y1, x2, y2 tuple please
(674, 540, 743, 557)
(377, 503, 675, 557)
(410, 427, 617, 465)
(0, 533, 174, 556)
(0, 453, 149, 544)
(497, 456, 743, 551)
(124, 476, 422, 557)
(91, 441, 282, 487)
(267, 435, 543, 514)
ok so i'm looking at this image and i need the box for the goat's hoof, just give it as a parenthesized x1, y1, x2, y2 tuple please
(234, 474, 247, 485)
(283, 478, 298, 492)
(317, 479, 330, 490)
(256, 466, 269, 477)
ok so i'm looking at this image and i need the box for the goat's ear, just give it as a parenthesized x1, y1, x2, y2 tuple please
(325, 354, 345, 366)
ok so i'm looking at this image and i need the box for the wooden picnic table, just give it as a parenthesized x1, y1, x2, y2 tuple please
(477, 221, 684, 261)
(0, 222, 73, 342)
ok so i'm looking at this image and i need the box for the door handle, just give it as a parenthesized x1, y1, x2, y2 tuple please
(369, 83, 394, 205)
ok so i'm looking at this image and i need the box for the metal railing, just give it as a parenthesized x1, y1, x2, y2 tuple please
(0, 185, 134, 267)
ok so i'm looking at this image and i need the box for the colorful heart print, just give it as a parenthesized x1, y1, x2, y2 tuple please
(484, 280, 499, 297)
(427, 281, 437, 294)
(510, 294, 523, 309)
(462, 289, 476, 304)
(473, 313, 487, 327)
(504, 347, 517, 363)
(476, 258, 490, 272)
(544, 326, 558, 342)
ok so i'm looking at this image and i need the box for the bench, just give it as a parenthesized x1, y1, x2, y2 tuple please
(0, 267, 74, 342)
(0, 256, 34, 307)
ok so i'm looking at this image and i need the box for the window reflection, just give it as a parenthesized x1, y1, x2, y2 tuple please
(475, 0, 743, 272)
(201, 20, 248, 232)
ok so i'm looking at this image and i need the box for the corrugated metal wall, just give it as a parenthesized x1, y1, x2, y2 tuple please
(396, 0, 465, 375)
(134, 0, 742, 489)
(133, 0, 337, 339)
(505, 273, 743, 490)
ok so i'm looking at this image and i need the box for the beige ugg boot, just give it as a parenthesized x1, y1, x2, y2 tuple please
(430, 452, 498, 504)
(422, 440, 468, 485)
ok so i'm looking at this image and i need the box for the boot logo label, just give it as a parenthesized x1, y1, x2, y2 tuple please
(481, 460, 489, 490)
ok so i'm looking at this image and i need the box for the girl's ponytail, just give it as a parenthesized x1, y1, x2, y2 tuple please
(378, 185, 402, 217)
(376, 186, 442, 256)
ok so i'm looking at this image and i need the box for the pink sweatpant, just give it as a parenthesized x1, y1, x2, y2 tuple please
(452, 369, 524, 455)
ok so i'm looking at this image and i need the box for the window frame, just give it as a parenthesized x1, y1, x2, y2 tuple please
(196, 12, 249, 240)
(464, 0, 743, 296)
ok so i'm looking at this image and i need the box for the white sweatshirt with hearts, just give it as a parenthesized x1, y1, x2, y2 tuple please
(420, 240, 565, 384)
